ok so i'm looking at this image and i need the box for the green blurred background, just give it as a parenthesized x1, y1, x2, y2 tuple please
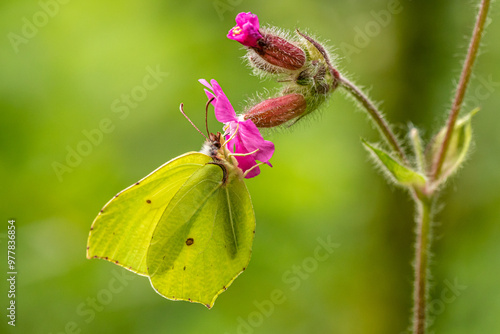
(1, 0, 499, 333)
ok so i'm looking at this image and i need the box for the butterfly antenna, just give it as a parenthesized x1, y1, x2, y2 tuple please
(205, 97, 215, 137)
(179, 103, 208, 140)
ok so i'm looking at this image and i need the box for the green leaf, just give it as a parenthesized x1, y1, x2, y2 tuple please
(428, 108, 478, 181)
(147, 163, 254, 308)
(87, 152, 211, 275)
(362, 139, 426, 187)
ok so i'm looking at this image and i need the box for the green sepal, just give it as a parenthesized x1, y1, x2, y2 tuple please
(428, 108, 478, 181)
(362, 139, 426, 187)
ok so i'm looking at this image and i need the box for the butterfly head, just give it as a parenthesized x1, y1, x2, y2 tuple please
(209, 132, 222, 151)
(201, 132, 226, 159)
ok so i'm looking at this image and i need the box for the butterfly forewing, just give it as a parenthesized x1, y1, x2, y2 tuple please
(87, 152, 211, 274)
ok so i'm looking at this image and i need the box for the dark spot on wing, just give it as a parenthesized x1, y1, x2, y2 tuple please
(186, 238, 194, 246)
(223, 286, 227, 291)
(114, 193, 119, 198)
(100, 209, 104, 213)
(104, 257, 108, 260)
(183, 266, 186, 270)
(86, 246, 89, 250)
(90, 227, 93, 231)
(115, 260, 119, 264)
(146, 199, 151, 204)
(135, 182, 140, 185)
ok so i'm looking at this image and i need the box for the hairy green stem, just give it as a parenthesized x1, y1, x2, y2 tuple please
(339, 4, 489, 333)
(412, 196, 432, 334)
(339, 76, 408, 164)
(431, 0, 490, 183)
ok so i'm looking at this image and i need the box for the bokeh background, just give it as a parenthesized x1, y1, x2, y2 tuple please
(1, 0, 499, 333)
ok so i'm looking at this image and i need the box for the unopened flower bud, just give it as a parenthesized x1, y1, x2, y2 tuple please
(296, 60, 333, 95)
(228, 12, 306, 72)
(427, 108, 478, 183)
(243, 93, 307, 128)
(252, 34, 306, 71)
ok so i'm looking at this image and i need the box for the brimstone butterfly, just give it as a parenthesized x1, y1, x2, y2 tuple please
(86, 127, 256, 308)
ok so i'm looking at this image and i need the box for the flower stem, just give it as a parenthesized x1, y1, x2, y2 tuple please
(339, 76, 408, 164)
(431, 0, 490, 182)
(412, 196, 432, 334)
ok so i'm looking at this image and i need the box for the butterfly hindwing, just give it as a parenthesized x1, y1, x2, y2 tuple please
(147, 163, 255, 307)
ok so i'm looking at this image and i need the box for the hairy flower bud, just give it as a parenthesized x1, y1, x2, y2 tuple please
(251, 34, 306, 71)
(243, 93, 307, 128)
(229, 12, 340, 128)
(228, 12, 306, 72)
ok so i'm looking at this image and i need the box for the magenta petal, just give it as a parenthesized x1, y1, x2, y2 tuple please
(225, 119, 274, 178)
(227, 12, 262, 48)
(199, 79, 216, 103)
(227, 27, 261, 48)
(198, 79, 211, 90)
(224, 121, 239, 145)
(200, 79, 237, 124)
(225, 123, 260, 178)
(233, 138, 261, 178)
(235, 12, 260, 31)
(203, 89, 215, 102)
(237, 119, 275, 163)
(243, 165, 260, 178)
(198, 78, 273, 178)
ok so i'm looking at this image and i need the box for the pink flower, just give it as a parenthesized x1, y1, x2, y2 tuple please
(227, 12, 263, 48)
(199, 79, 274, 178)
(228, 12, 306, 71)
